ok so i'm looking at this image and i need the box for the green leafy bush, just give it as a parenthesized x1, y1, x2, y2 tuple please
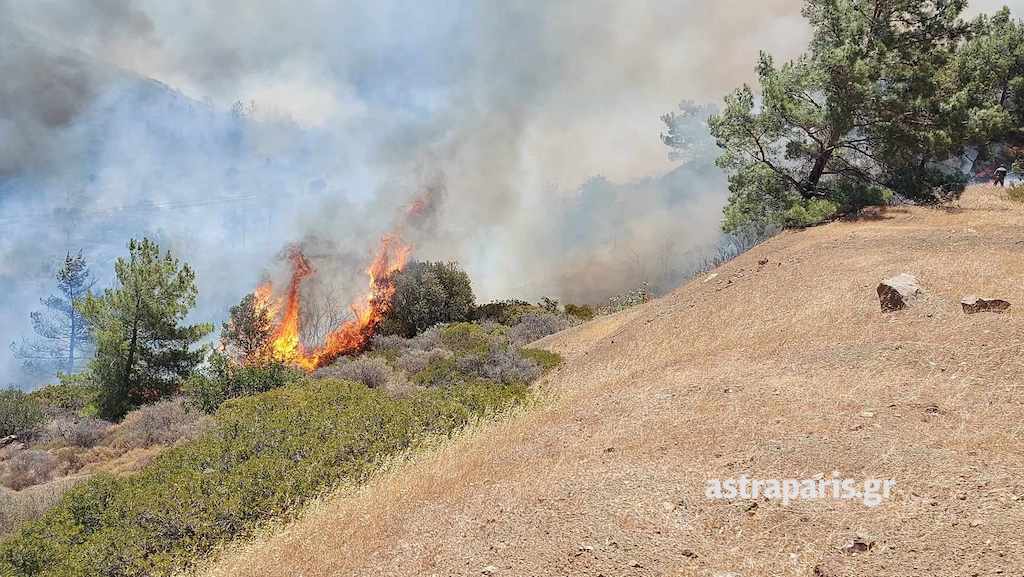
(518, 348, 562, 372)
(380, 261, 476, 337)
(470, 299, 537, 325)
(438, 323, 493, 356)
(0, 378, 529, 577)
(412, 356, 462, 388)
(783, 198, 839, 228)
(27, 380, 99, 418)
(564, 304, 595, 321)
(183, 353, 302, 414)
(0, 390, 45, 438)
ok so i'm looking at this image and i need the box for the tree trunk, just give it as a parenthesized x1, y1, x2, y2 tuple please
(804, 147, 835, 197)
(68, 310, 76, 373)
(123, 291, 143, 397)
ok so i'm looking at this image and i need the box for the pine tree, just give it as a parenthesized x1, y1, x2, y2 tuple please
(710, 0, 971, 232)
(12, 252, 96, 377)
(77, 238, 212, 420)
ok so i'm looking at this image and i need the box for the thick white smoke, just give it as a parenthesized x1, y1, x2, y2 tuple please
(0, 0, 833, 387)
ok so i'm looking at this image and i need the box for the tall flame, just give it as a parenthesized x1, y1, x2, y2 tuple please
(254, 235, 410, 371)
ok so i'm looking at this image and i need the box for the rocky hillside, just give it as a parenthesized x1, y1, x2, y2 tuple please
(202, 186, 1024, 577)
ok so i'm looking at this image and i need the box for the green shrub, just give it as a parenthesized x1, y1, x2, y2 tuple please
(380, 261, 476, 337)
(0, 378, 529, 577)
(599, 283, 653, 315)
(0, 390, 45, 438)
(438, 323, 493, 356)
(183, 353, 302, 414)
(413, 356, 462, 387)
(783, 198, 839, 228)
(564, 304, 595, 321)
(470, 299, 537, 325)
(518, 348, 562, 372)
(27, 380, 99, 418)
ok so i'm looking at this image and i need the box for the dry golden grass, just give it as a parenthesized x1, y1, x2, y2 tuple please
(0, 476, 84, 537)
(200, 186, 1024, 577)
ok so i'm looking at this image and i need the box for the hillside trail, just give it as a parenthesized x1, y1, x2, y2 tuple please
(203, 186, 1024, 577)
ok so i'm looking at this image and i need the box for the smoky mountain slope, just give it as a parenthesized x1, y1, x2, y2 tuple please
(202, 185, 1024, 577)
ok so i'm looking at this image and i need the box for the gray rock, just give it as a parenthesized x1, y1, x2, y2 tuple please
(961, 295, 1011, 314)
(842, 536, 875, 554)
(877, 273, 922, 312)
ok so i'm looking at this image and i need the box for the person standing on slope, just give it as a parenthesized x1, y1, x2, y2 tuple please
(993, 165, 1008, 187)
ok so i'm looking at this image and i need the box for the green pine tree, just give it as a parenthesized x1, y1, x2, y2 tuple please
(710, 0, 971, 232)
(77, 238, 212, 420)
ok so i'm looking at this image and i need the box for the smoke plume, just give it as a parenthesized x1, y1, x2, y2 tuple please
(0, 0, 824, 387)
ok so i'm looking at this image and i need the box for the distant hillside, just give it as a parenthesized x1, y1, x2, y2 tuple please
(203, 186, 1024, 577)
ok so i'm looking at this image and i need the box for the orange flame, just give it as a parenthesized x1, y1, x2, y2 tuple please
(255, 235, 411, 371)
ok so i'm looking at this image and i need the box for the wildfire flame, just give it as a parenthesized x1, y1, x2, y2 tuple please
(252, 235, 411, 371)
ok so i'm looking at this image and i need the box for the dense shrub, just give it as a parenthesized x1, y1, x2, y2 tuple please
(107, 398, 210, 450)
(0, 378, 529, 577)
(783, 198, 840, 228)
(36, 416, 111, 448)
(439, 323, 495, 355)
(564, 304, 595, 321)
(380, 261, 476, 337)
(183, 353, 302, 414)
(0, 478, 82, 538)
(508, 313, 573, 345)
(1, 450, 59, 491)
(471, 299, 536, 325)
(598, 283, 653, 315)
(394, 348, 452, 376)
(0, 390, 44, 438)
(456, 346, 541, 386)
(27, 381, 99, 418)
(371, 326, 442, 354)
(412, 357, 463, 388)
(316, 356, 403, 390)
(519, 348, 562, 372)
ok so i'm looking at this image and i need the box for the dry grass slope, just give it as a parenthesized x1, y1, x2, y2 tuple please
(202, 186, 1024, 577)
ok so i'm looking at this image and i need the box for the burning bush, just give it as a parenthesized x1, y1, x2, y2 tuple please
(247, 237, 411, 371)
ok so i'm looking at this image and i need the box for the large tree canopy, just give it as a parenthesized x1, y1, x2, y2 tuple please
(948, 7, 1024, 151)
(710, 0, 973, 232)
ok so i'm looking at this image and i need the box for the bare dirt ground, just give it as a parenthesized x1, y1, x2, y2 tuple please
(202, 186, 1024, 577)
